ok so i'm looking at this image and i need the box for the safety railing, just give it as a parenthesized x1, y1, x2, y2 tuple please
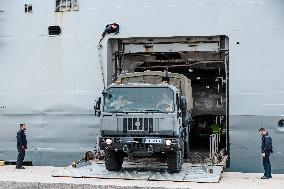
(209, 134, 220, 167)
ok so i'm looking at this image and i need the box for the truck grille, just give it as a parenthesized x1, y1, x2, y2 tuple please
(123, 118, 153, 133)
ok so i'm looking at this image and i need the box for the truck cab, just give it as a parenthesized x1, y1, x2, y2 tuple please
(95, 83, 190, 173)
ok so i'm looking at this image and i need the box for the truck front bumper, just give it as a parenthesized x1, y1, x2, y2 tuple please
(99, 137, 180, 155)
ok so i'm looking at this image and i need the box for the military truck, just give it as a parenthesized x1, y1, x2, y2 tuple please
(95, 71, 193, 173)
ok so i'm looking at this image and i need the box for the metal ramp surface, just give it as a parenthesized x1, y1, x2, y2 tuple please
(53, 161, 224, 183)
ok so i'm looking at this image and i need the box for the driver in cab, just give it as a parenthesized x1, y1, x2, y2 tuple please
(156, 93, 173, 112)
(110, 95, 132, 110)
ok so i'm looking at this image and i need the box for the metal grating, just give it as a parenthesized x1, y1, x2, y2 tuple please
(123, 118, 127, 133)
(149, 118, 153, 133)
(123, 118, 154, 133)
(144, 118, 148, 131)
(55, 0, 79, 12)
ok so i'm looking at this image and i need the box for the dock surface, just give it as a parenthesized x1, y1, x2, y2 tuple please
(0, 166, 283, 189)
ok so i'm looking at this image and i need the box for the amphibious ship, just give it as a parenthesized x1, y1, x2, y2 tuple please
(0, 0, 284, 173)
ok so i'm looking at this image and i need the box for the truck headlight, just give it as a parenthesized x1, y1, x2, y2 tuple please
(106, 138, 112, 145)
(165, 139, 172, 146)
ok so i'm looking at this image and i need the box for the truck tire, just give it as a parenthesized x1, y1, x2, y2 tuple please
(167, 151, 183, 173)
(184, 141, 189, 159)
(104, 150, 123, 171)
(181, 140, 185, 159)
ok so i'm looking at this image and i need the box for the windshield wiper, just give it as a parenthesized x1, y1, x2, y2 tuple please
(108, 110, 128, 113)
(110, 109, 162, 113)
(127, 108, 143, 112)
(143, 109, 161, 113)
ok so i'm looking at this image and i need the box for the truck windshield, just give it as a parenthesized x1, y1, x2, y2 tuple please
(104, 87, 174, 113)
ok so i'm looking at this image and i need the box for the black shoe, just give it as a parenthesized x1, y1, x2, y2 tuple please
(15, 167, 25, 169)
(269, 175, 272, 178)
(261, 176, 269, 179)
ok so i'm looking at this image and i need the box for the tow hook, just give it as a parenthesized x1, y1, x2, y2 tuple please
(123, 145, 128, 152)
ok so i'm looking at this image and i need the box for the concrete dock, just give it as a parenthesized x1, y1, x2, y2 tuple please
(0, 166, 283, 189)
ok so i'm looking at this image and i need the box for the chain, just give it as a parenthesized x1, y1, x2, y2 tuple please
(98, 45, 106, 89)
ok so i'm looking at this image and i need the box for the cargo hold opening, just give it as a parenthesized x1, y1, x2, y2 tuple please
(108, 36, 229, 165)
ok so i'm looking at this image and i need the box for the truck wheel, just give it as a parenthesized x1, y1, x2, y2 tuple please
(184, 141, 189, 159)
(181, 140, 185, 159)
(167, 151, 183, 173)
(104, 150, 123, 171)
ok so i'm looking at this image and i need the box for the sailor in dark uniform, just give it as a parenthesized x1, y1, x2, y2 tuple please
(99, 23, 120, 44)
(16, 124, 28, 169)
(259, 128, 273, 179)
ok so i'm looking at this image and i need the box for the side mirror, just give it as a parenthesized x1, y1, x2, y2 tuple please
(278, 119, 284, 128)
(102, 91, 107, 96)
(94, 97, 101, 117)
(180, 96, 187, 111)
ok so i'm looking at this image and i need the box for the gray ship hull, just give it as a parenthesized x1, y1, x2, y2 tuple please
(1, 0, 284, 173)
